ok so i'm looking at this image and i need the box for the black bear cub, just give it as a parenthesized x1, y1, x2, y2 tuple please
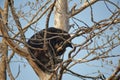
(27, 27, 72, 73)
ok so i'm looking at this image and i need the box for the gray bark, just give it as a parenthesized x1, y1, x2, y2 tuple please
(54, 0, 69, 32)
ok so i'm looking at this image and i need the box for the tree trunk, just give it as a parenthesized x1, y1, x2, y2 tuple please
(0, 42, 7, 80)
(40, 0, 69, 79)
(54, 0, 69, 32)
(0, 0, 8, 79)
(27, 55, 52, 80)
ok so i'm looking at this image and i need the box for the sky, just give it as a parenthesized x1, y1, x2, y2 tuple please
(0, 0, 120, 80)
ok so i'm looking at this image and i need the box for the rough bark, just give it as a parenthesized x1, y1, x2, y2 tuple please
(0, 42, 7, 80)
(0, 0, 8, 79)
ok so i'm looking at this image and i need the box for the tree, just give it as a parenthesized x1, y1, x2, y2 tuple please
(0, 0, 120, 80)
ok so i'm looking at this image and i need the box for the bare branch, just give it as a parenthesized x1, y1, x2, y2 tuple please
(6, 57, 15, 80)
(0, 13, 28, 57)
(106, 61, 120, 80)
(44, 0, 56, 48)
(8, 0, 26, 42)
(66, 69, 105, 80)
(12, 1, 55, 39)
(69, 0, 98, 17)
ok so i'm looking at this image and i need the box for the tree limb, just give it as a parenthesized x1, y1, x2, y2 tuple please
(8, 0, 26, 42)
(69, 0, 98, 18)
(106, 62, 120, 80)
